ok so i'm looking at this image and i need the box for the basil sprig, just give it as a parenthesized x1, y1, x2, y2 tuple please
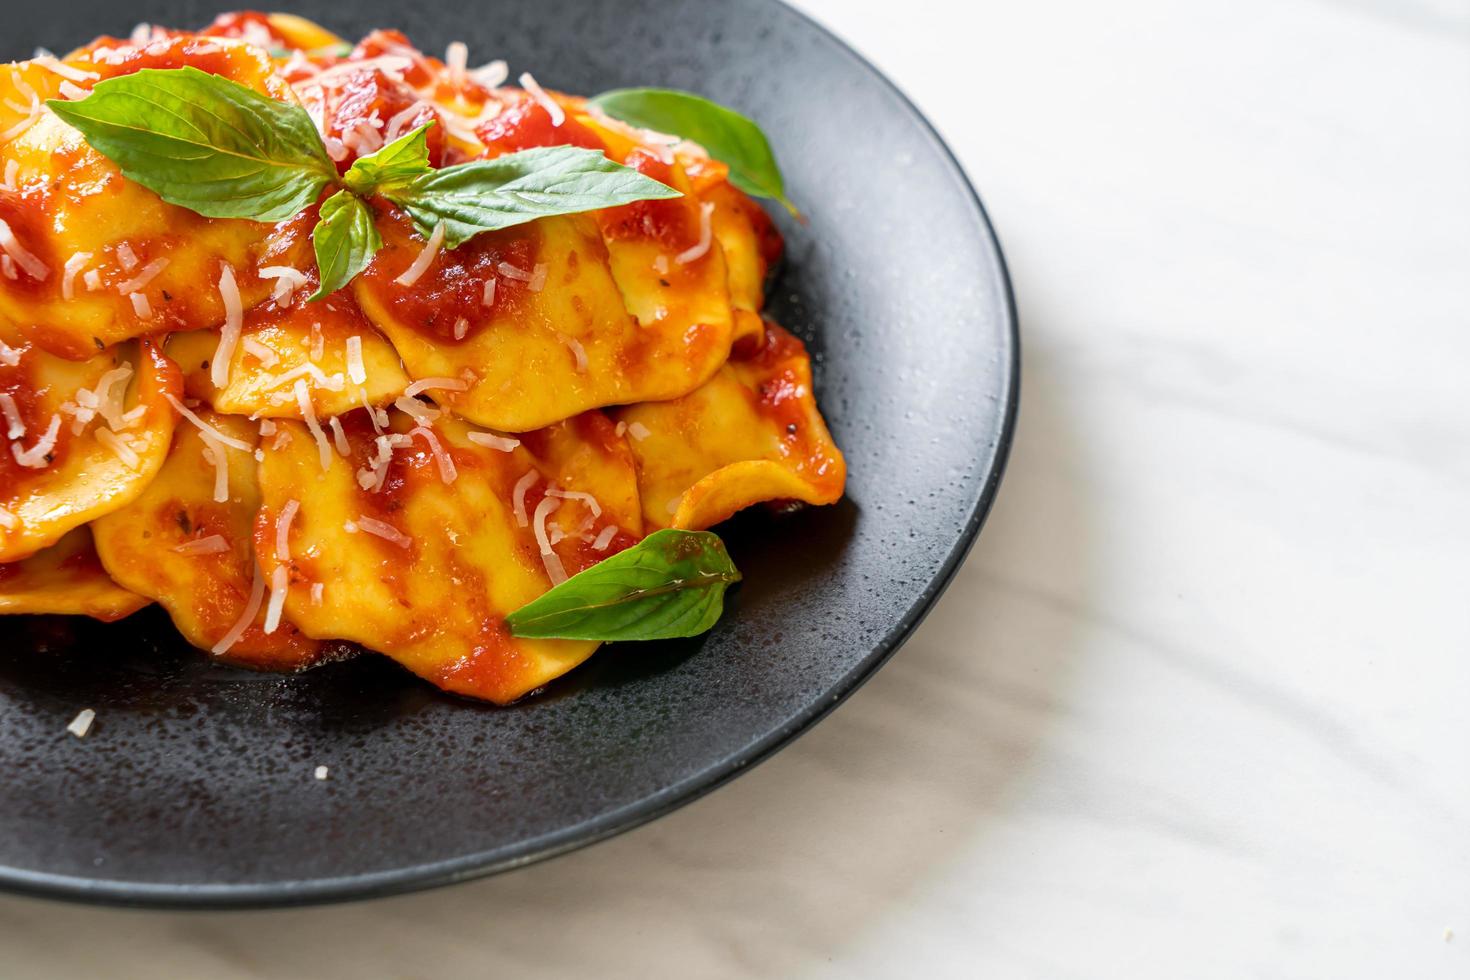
(590, 87, 796, 215)
(505, 529, 740, 641)
(310, 191, 381, 302)
(377, 145, 689, 249)
(47, 68, 680, 298)
(48, 66, 337, 221)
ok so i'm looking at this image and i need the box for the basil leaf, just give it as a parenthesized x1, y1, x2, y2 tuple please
(589, 87, 795, 215)
(342, 123, 433, 197)
(505, 529, 740, 641)
(310, 190, 382, 301)
(382, 145, 681, 248)
(47, 66, 336, 221)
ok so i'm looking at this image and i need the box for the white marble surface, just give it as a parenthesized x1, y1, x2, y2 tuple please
(4, 0, 1468, 975)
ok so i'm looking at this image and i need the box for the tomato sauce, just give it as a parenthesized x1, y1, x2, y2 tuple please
(359, 206, 541, 341)
(595, 149, 699, 251)
(742, 323, 844, 495)
(351, 30, 436, 89)
(432, 613, 538, 702)
(199, 11, 288, 45)
(0, 351, 70, 505)
(324, 68, 445, 171)
(475, 94, 604, 157)
(0, 186, 54, 297)
(77, 35, 293, 100)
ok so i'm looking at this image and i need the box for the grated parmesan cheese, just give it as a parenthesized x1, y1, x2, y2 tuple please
(173, 534, 229, 555)
(264, 362, 345, 393)
(676, 202, 715, 265)
(0, 339, 21, 367)
(32, 55, 98, 83)
(94, 428, 140, 469)
(0, 219, 48, 280)
(470, 59, 508, 89)
(481, 276, 497, 308)
(327, 415, 349, 456)
(384, 101, 429, 140)
(0, 393, 24, 439)
(61, 252, 92, 300)
(0, 108, 40, 145)
(66, 708, 95, 739)
(559, 333, 588, 373)
(90, 365, 134, 430)
(11, 414, 59, 468)
(310, 581, 324, 605)
(512, 470, 537, 527)
(259, 265, 308, 305)
(294, 379, 333, 470)
(129, 292, 152, 318)
(211, 265, 243, 388)
(403, 376, 468, 398)
(163, 394, 253, 451)
(116, 242, 138, 271)
(0, 505, 16, 530)
(393, 395, 441, 425)
(395, 221, 445, 287)
(627, 421, 651, 441)
(355, 515, 412, 548)
(496, 260, 534, 282)
(547, 488, 601, 517)
(262, 565, 289, 634)
(466, 431, 519, 452)
(212, 562, 266, 655)
(344, 335, 366, 384)
(116, 257, 168, 294)
(445, 41, 468, 84)
(409, 425, 456, 483)
(591, 526, 618, 551)
(200, 437, 229, 503)
(359, 387, 386, 434)
(518, 72, 564, 126)
(241, 336, 279, 367)
(276, 499, 299, 560)
(532, 495, 568, 585)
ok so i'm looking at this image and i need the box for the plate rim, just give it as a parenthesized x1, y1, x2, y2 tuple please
(0, 0, 1020, 909)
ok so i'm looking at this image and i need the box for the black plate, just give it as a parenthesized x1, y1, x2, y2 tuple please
(0, 0, 1017, 907)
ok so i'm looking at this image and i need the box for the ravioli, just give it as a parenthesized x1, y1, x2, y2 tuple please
(0, 526, 148, 621)
(91, 409, 323, 669)
(614, 324, 845, 531)
(0, 331, 178, 562)
(352, 100, 738, 432)
(0, 38, 287, 359)
(256, 408, 640, 702)
(168, 288, 410, 420)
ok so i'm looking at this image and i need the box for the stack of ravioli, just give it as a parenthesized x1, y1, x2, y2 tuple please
(0, 12, 844, 702)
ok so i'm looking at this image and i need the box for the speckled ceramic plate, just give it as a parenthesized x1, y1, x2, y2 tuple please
(0, 0, 1017, 907)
